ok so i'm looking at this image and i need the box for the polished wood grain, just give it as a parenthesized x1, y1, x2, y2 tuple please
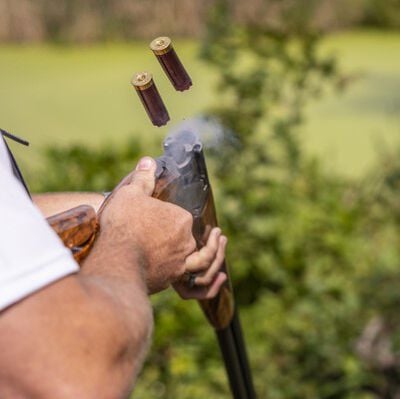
(47, 205, 98, 263)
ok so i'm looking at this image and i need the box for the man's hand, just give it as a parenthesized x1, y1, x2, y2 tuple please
(87, 156, 197, 294)
(174, 227, 228, 300)
(96, 156, 228, 299)
(0, 156, 198, 399)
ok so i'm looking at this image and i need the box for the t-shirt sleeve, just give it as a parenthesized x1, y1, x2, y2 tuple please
(0, 158, 79, 311)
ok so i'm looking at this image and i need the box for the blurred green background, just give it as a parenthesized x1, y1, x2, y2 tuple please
(2, 31, 400, 177)
(2, 0, 400, 398)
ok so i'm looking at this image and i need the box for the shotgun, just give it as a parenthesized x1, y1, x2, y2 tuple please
(48, 129, 257, 399)
(153, 129, 256, 399)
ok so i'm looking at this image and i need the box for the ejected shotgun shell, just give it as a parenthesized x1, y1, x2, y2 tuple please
(131, 72, 170, 127)
(150, 36, 192, 92)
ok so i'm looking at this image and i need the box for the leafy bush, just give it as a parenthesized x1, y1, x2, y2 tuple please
(362, 0, 400, 29)
(30, 138, 143, 193)
(32, 140, 400, 398)
(1, 0, 398, 44)
(196, 2, 400, 397)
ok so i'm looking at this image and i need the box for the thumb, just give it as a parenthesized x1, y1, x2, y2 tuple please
(129, 156, 157, 196)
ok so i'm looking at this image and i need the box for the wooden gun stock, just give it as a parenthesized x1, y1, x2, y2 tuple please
(47, 205, 98, 263)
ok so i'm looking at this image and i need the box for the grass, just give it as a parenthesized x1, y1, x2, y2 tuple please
(301, 30, 400, 176)
(0, 31, 399, 177)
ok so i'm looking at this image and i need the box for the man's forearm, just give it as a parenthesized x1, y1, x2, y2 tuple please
(33, 192, 104, 218)
(0, 155, 199, 398)
(0, 249, 153, 399)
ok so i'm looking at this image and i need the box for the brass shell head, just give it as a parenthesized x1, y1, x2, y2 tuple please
(150, 36, 172, 55)
(131, 72, 154, 91)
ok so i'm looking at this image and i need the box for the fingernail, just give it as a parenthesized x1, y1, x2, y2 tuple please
(137, 157, 153, 171)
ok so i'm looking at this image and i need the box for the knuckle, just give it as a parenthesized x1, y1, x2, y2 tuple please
(209, 239, 218, 252)
(115, 185, 130, 199)
(203, 276, 213, 285)
(166, 205, 193, 229)
(180, 209, 194, 227)
(206, 290, 217, 299)
(117, 184, 140, 199)
(199, 274, 212, 286)
(187, 237, 197, 253)
(200, 248, 214, 263)
(184, 251, 197, 265)
(175, 264, 186, 280)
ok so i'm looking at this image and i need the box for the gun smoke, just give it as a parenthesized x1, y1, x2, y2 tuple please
(167, 115, 239, 151)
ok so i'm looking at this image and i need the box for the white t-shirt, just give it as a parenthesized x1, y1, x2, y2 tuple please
(0, 138, 79, 310)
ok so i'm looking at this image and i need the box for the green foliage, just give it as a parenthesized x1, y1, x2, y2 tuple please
(1, 0, 398, 44)
(197, 2, 400, 397)
(31, 138, 143, 193)
(363, 0, 400, 29)
(33, 141, 400, 398)
(200, 0, 340, 173)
